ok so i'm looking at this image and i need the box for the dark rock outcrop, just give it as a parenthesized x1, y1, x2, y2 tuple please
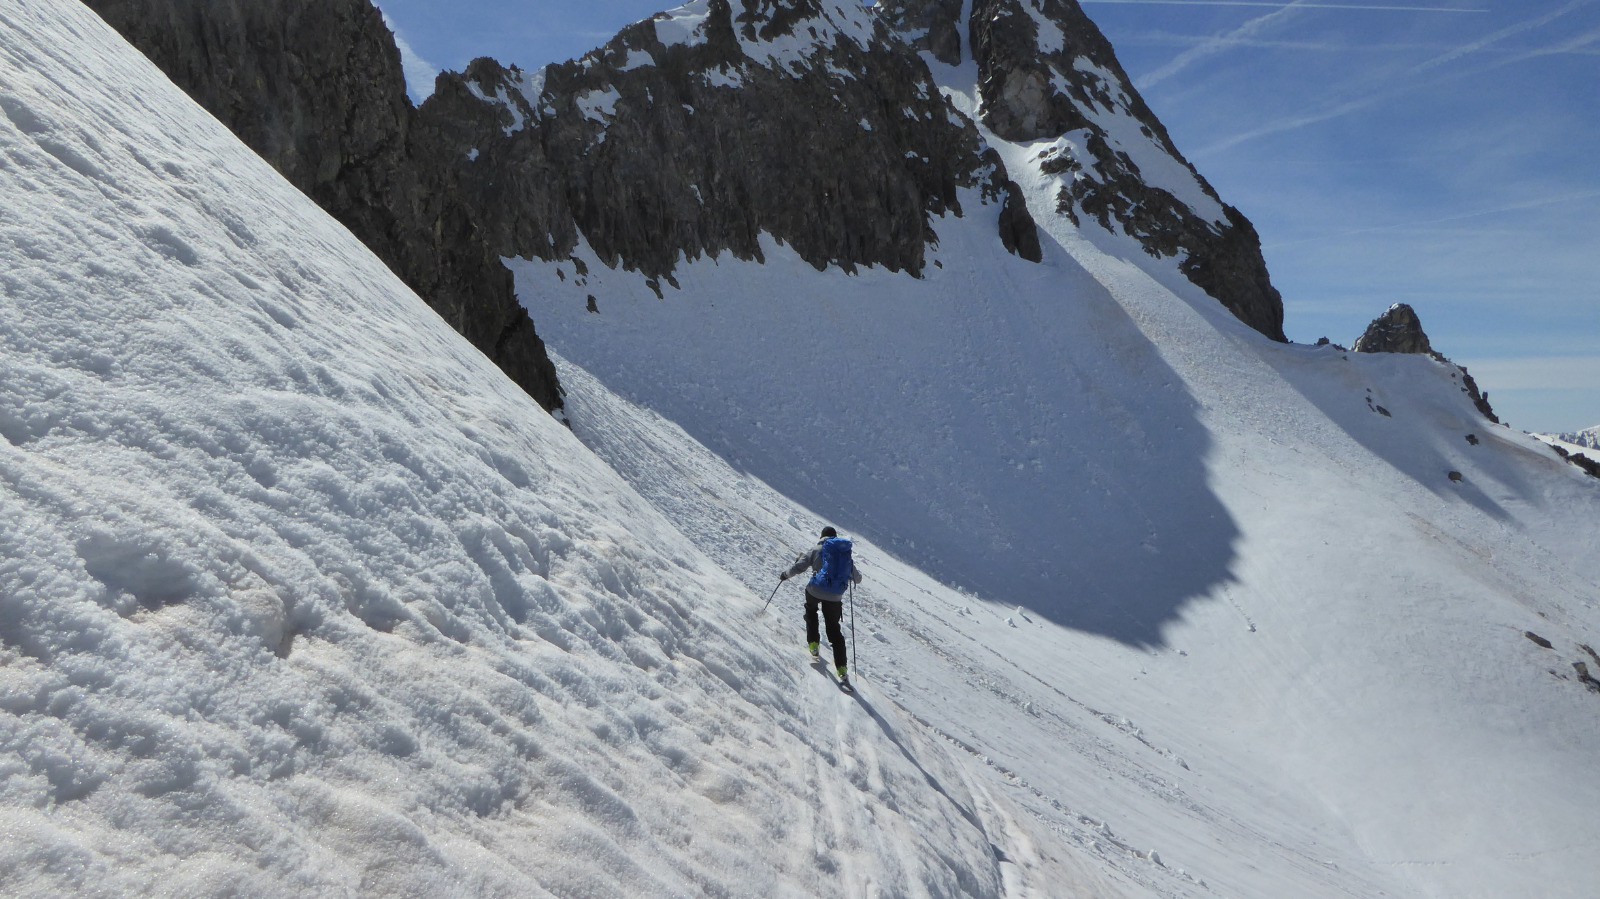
(83, 0, 563, 412)
(882, 0, 967, 66)
(1549, 443, 1600, 480)
(1353, 303, 1434, 355)
(418, 0, 1040, 281)
(1352, 303, 1499, 424)
(882, 0, 1287, 342)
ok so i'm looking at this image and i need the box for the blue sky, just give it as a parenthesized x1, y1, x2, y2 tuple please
(374, 0, 1599, 432)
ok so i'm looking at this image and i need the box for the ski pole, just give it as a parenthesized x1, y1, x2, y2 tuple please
(848, 581, 858, 675)
(760, 579, 782, 614)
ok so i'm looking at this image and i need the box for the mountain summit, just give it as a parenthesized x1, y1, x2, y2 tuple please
(882, 0, 1285, 340)
(417, 0, 1042, 281)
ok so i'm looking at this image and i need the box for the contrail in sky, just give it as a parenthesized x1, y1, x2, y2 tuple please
(1198, 0, 1599, 155)
(1137, 0, 1311, 90)
(1263, 189, 1600, 250)
(1083, 1, 1487, 10)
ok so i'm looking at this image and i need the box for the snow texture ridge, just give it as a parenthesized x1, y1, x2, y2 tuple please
(0, 2, 1086, 894)
(81, 0, 565, 413)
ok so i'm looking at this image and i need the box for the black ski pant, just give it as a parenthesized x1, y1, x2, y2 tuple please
(804, 589, 848, 669)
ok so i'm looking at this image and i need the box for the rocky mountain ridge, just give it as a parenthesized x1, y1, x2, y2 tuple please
(416, 0, 1040, 285)
(882, 0, 1286, 340)
(421, 0, 1287, 341)
(88, 0, 1308, 382)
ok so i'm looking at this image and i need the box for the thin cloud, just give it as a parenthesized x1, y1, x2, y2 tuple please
(1197, 0, 1600, 155)
(1136, 0, 1313, 90)
(1263, 189, 1600, 250)
(1126, 31, 1600, 55)
(1409, 0, 1594, 74)
(1123, 33, 1475, 52)
(1463, 356, 1600, 391)
(1085, 1, 1487, 10)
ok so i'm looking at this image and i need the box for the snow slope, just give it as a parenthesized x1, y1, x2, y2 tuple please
(8, 0, 1600, 897)
(507, 8, 1600, 899)
(0, 2, 1115, 895)
(523, 231, 1600, 898)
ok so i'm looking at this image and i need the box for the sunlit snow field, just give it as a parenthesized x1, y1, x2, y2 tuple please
(3, 1, 1600, 897)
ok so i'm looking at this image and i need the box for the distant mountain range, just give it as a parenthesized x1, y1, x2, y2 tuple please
(1556, 426, 1600, 451)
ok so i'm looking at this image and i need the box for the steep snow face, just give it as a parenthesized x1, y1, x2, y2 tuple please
(515, 222, 1236, 649)
(0, 2, 1104, 895)
(528, 218, 1600, 898)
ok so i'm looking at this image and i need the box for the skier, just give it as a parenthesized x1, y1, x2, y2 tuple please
(779, 526, 862, 686)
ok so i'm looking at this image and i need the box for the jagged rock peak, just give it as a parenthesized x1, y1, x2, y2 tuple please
(710, 0, 880, 68)
(881, 0, 1287, 342)
(418, 0, 1041, 280)
(1353, 303, 1435, 355)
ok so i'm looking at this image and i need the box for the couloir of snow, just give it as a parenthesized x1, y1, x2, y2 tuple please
(6, 0, 1600, 897)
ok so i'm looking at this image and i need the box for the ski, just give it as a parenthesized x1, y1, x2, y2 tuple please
(811, 658, 854, 693)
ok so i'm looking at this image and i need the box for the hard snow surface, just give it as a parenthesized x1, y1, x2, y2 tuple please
(0, 3, 1105, 896)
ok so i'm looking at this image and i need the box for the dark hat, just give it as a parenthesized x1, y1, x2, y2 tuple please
(820, 526, 837, 538)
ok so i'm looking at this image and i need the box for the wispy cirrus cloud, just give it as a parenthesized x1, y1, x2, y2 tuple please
(1084, 0, 1485, 8)
(1195, 0, 1600, 155)
(1462, 356, 1600, 391)
(1132, 0, 1315, 90)
(1261, 189, 1600, 250)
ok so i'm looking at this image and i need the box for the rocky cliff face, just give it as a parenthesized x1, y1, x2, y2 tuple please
(1353, 303, 1499, 423)
(882, 0, 1287, 342)
(82, 0, 563, 412)
(416, 0, 1041, 281)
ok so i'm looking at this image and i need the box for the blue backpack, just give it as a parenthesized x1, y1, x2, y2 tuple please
(810, 537, 853, 594)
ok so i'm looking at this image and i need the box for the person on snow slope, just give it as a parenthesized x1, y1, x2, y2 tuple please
(779, 526, 862, 683)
